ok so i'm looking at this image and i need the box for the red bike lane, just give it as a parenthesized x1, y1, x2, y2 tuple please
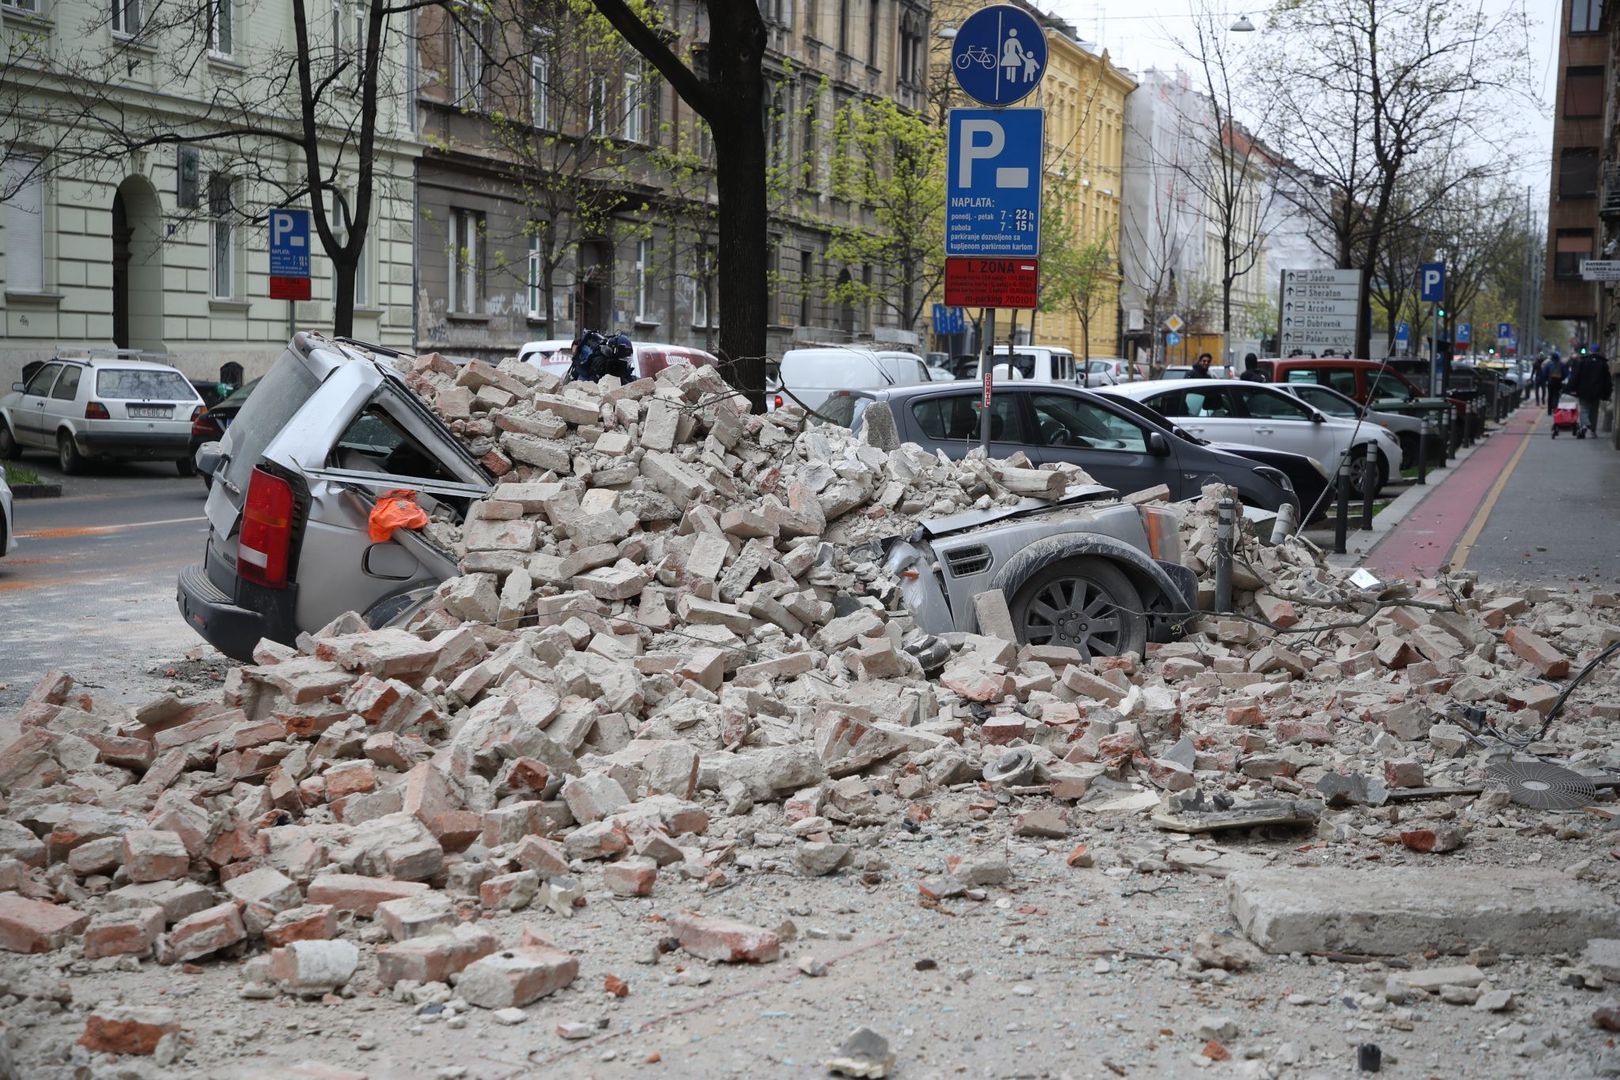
(1361, 408, 1542, 580)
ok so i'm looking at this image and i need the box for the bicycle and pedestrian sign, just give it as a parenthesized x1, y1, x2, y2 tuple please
(950, 4, 1047, 106)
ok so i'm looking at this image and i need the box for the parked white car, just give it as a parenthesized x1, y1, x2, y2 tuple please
(770, 346, 933, 413)
(1272, 381, 1416, 468)
(0, 463, 14, 558)
(1099, 378, 1404, 490)
(517, 339, 719, 383)
(0, 355, 204, 475)
(1083, 358, 1145, 387)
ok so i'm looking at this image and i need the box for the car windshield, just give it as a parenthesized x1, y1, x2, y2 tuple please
(1293, 386, 1358, 417)
(97, 368, 197, 401)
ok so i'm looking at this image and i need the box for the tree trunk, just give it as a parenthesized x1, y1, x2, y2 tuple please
(332, 258, 357, 337)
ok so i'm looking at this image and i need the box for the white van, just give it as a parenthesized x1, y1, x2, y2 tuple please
(770, 346, 933, 413)
(980, 345, 1081, 385)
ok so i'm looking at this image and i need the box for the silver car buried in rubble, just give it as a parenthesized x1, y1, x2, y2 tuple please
(178, 333, 1193, 662)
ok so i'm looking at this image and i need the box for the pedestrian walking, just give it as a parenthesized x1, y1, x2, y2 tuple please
(1569, 349, 1613, 439)
(1531, 357, 1545, 406)
(1189, 352, 1213, 379)
(1544, 352, 1566, 418)
(1238, 353, 1267, 382)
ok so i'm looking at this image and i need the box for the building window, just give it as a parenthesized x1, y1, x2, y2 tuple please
(3, 156, 45, 293)
(766, 80, 788, 164)
(526, 231, 545, 319)
(1572, 0, 1603, 34)
(587, 75, 608, 134)
(5, 0, 40, 12)
(1561, 147, 1600, 199)
(448, 208, 483, 312)
(769, 0, 793, 28)
(623, 59, 648, 143)
(209, 175, 236, 300)
(867, 0, 880, 66)
(693, 243, 716, 328)
(453, 12, 486, 109)
(111, 0, 141, 36)
(799, 249, 813, 325)
(899, 19, 923, 85)
(209, 0, 233, 56)
(1565, 66, 1604, 117)
(530, 43, 550, 128)
(837, 0, 848, 51)
(634, 239, 650, 322)
(1555, 229, 1594, 278)
(800, 91, 817, 186)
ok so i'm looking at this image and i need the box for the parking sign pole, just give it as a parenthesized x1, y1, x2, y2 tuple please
(981, 309, 996, 455)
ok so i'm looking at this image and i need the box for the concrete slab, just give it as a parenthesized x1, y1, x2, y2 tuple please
(1228, 867, 1620, 956)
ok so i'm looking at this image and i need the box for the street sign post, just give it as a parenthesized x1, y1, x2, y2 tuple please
(950, 4, 1047, 107)
(269, 208, 312, 301)
(1497, 322, 1513, 340)
(1417, 262, 1446, 395)
(1457, 323, 1471, 346)
(946, 108, 1043, 258)
(944, 257, 1038, 309)
(1395, 322, 1410, 351)
(1278, 268, 1362, 357)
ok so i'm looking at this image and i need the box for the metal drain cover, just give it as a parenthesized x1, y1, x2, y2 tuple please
(1485, 761, 1598, 810)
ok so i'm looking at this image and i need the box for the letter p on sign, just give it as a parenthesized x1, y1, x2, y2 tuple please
(958, 119, 1029, 189)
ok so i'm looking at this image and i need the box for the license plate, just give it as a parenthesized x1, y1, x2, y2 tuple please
(129, 406, 169, 419)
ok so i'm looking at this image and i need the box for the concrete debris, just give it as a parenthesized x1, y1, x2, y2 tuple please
(826, 1026, 896, 1079)
(5, 355, 1620, 1072)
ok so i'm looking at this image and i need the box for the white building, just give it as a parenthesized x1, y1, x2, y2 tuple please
(0, 0, 421, 389)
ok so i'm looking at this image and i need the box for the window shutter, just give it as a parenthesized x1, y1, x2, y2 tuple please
(4, 158, 44, 292)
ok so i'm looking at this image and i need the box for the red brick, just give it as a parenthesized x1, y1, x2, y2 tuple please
(79, 1006, 181, 1056)
(322, 761, 377, 800)
(158, 901, 244, 963)
(375, 924, 498, 987)
(1505, 627, 1570, 678)
(667, 911, 780, 963)
(1274, 720, 1334, 745)
(17, 669, 73, 728)
(980, 716, 1029, 745)
(263, 904, 338, 947)
(83, 906, 164, 959)
(1225, 704, 1266, 727)
(514, 835, 570, 877)
(0, 893, 89, 953)
(1383, 759, 1426, 788)
(306, 873, 429, 917)
(122, 829, 190, 883)
(602, 860, 657, 897)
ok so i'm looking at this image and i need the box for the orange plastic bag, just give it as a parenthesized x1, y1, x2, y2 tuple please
(369, 489, 430, 542)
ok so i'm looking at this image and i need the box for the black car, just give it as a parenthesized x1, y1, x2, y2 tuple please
(821, 382, 1304, 516)
(190, 379, 258, 489)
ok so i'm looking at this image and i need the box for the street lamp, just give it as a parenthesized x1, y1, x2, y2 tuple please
(936, 26, 957, 40)
(1228, 14, 1256, 31)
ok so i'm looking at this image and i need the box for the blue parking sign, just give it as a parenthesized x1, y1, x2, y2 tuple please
(946, 108, 1043, 258)
(1497, 322, 1513, 340)
(1395, 321, 1410, 344)
(1457, 323, 1471, 345)
(269, 209, 311, 277)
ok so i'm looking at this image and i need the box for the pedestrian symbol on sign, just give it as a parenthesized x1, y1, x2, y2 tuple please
(950, 5, 1047, 107)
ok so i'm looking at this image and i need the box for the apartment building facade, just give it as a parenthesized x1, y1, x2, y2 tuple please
(0, 0, 420, 387)
(1544, 0, 1607, 339)
(413, 0, 933, 363)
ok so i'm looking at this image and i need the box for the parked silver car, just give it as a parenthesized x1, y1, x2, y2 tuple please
(178, 334, 493, 661)
(0, 464, 15, 559)
(0, 354, 204, 475)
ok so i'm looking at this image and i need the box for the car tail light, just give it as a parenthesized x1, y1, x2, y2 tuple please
(191, 410, 221, 438)
(1139, 505, 1181, 563)
(191, 406, 204, 423)
(773, 394, 783, 409)
(239, 467, 295, 589)
(85, 402, 110, 420)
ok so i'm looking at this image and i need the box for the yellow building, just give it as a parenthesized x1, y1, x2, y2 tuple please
(1035, 22, 1134, 359)
(929, 2, 1133, 359)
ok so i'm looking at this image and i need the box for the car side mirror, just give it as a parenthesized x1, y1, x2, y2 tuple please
(195, 441, 224, 478)
(1148, 431, 1171, 456)
(10, 383, 23, 393)
(1310, 411, 1325, 423)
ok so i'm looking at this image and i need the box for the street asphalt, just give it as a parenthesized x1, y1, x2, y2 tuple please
(1461, 408, 1620, 587)
(0, 454, 212, 715)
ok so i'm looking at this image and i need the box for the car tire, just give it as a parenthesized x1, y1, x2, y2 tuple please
(175, 457, 195, 477)
(57, 431, 83, 475)
(1008, 557, 1147, 661)
(0, 423, 19, 461)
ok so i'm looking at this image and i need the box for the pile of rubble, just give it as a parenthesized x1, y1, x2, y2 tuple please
(1, 354, 1616, 1068)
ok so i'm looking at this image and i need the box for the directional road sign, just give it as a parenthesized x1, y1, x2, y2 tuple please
(950, 4, 1047, 107)
(269, 208, 312, 301)
(1165, 331, 1182, 347)
(1278, 268, 1362, 356)
(1419, 261, 1445, 303)
(946, 108, 1042, 258)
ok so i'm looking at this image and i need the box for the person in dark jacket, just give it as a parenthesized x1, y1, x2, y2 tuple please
(1531, 356, 1546, 406)
(1238, 353, 1267, 382)
(1189, 352, 1213, 379)
(1569, 350, 1614, 439)
(1545, 352, 1566, 419)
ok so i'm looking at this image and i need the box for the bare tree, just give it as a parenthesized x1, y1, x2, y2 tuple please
(1260, 0, 1534, 356)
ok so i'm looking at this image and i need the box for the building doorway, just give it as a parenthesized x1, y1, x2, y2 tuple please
(110, 176, 165, 351)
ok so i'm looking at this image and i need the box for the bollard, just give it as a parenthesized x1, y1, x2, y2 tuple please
(1417, 414, 1429, 485)
(1333, 452, 1352, 555)
(1215, 497, 1234, 614)
(1360, 447, 1376, 530)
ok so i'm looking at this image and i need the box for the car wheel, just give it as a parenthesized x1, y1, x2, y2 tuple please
(0, 423, 19, 461)
(175, 457, 195, 477)
(57, 431, 83, 475)
(1009, 557, 1147, 661)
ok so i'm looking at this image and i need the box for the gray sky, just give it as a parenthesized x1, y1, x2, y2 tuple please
(1043, 0, 1555, 201)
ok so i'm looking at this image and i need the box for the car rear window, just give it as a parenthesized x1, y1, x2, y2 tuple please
(221, 350, 321, 497)
(96, 368, 197, 401)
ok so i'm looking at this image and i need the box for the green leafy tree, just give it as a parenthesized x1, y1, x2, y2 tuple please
(1039, 175, 1118, 363)
(824, 97, 946, 340)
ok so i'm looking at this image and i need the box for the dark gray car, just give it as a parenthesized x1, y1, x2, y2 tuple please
(823, 383, 1300, 514)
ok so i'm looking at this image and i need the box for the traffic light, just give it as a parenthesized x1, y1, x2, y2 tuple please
(1437, 306, 1447, 320)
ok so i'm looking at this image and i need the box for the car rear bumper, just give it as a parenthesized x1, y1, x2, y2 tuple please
(176, 563, 267, 662)
(78, 429, 192, 459)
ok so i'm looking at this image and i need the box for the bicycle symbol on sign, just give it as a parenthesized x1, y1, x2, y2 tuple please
(955, 45, 995, 70)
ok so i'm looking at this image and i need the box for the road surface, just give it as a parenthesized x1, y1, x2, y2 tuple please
(0, 456, 217, 716)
